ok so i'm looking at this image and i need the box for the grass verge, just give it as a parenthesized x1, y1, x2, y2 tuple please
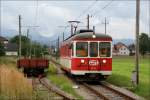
(47, 62, 83, 99)
(0, 64, 33, 100)
(107, 56, 150, 100)
(0, 56, 17, 67)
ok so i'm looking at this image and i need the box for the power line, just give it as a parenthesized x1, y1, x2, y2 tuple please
(102, 17, 109, 34)
(18, 15, 22, 57)
(92, 0, 114, 18)
(87, 14, 90, 29)
(75, 0, 98, 21)
(91, 0, 113, 26)
(34, 0, 38, 25)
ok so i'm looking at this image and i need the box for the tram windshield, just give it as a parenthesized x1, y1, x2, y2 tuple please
(90, 42, 98, 57)
(76, 42, 88, 57)
(99, 42, 111, 57)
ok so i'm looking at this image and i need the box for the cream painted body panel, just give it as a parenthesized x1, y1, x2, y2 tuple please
(71, 70, 112, 75)
(60, 57, 71, 69)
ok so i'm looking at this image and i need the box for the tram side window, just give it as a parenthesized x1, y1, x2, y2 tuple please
(76, 42, 88, 57)
(99, 42, 111, 57)
(90, 42, 98, 57)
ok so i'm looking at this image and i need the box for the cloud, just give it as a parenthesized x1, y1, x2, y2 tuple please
(1, 0, 149, 41)
(93, 17, 135, 39)
(1, 1, 73, 37)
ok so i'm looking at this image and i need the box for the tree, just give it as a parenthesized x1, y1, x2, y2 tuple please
(148, 37, 150, 53)
(30, 42, 49, 58)
(10, 35, 30, 45)
(139, 33, 149, 56)
(0, 42, 5, 56)
(10, 35, 30, 56)
(128, 44, 135, 56)
(10, 35, 49, 58)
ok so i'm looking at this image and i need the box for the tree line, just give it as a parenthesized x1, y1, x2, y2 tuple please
(0, 35, 49, 57)
(0, 33, 149, 57)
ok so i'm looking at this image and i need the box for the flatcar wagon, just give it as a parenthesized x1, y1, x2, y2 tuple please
(17, 58, 49, 76)
(60, 29, 112, 80)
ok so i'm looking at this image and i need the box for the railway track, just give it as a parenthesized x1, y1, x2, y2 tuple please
(82, 82, 136, 100)
(32, 77, 75, 100)
(49, 58, 144, 100)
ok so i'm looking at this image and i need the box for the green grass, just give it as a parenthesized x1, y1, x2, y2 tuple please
(0, 56, 17, 66)
(107, 56, 150, 99)
(47, 63, 57, 74)
(48, 63, 83, 99)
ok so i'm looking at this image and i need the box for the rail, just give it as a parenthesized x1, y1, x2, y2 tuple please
(32, 77, 75, 100)
(49, 58, 144, 100)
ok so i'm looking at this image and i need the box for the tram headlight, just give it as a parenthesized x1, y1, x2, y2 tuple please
(92, 34, 96, 38)
(102, 59, 106, 63)
(81, 59, 85, 63)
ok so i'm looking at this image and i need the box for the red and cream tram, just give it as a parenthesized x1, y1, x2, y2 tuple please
(60, 30, 112, 80)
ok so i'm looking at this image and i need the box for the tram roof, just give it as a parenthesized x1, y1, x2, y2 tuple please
(64, 32, 112, 42)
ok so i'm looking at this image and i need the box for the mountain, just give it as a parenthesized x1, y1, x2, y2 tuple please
(2, 31, 134, 47)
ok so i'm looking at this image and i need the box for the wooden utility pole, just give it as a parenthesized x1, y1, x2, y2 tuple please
(102, 17, 109, 35)
(27, 29, 29, 38)
(63, 32, 64, 41)
(34, 48, 35, 57)
(22, 26, 39, 58)
(29, 36, 32, 58)
(26, 29, 29, 57)
(93, 26, 95, 35)
(87, 14, 90, 30)
(56, 37, 59, 59)
(135, 0, 140, 85)
(71, 24, 73, 36)
(19, 15, 22, 59)
(0, 66, 2, 94)
(57, 37, 59, 51)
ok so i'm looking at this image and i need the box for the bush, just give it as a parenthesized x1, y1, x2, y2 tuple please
(0, 43, 5, 56)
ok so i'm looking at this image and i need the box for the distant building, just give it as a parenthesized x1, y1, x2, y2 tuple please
(0, 36, 8, 44)
(113, 42, 130, 56)
(5, 43, 18, 56)
(0, 36, 18, 56)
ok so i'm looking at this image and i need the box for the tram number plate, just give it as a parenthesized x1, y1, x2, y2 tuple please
(89, 60, 99, 66)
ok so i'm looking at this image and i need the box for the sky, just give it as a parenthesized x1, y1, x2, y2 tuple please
(1, 0, 150, 42)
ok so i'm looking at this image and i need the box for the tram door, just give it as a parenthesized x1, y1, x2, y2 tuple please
(88, 42, 100, 71)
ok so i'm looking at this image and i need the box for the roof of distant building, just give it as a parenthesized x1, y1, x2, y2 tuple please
(113, 42, 129, 53)
(0, 36, 8, 42)
(115, 42, 128, 49)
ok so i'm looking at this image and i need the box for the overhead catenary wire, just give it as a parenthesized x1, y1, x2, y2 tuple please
(74, 0, 113, 30)
(56, 0, 96, 35)
(75, 0, 98, 21)
(34, 0, 39, 26)
(92, 0, 114, 17)
(91, 0, 114, 26)
(53, 0, 112, 36)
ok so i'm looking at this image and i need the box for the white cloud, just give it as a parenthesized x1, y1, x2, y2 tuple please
(1, 1, 149, 40)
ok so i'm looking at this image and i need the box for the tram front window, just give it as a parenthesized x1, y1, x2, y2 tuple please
(76, 42, 88, 57)
(99, 42, 111, 57)
(90, 42, 98, 57)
